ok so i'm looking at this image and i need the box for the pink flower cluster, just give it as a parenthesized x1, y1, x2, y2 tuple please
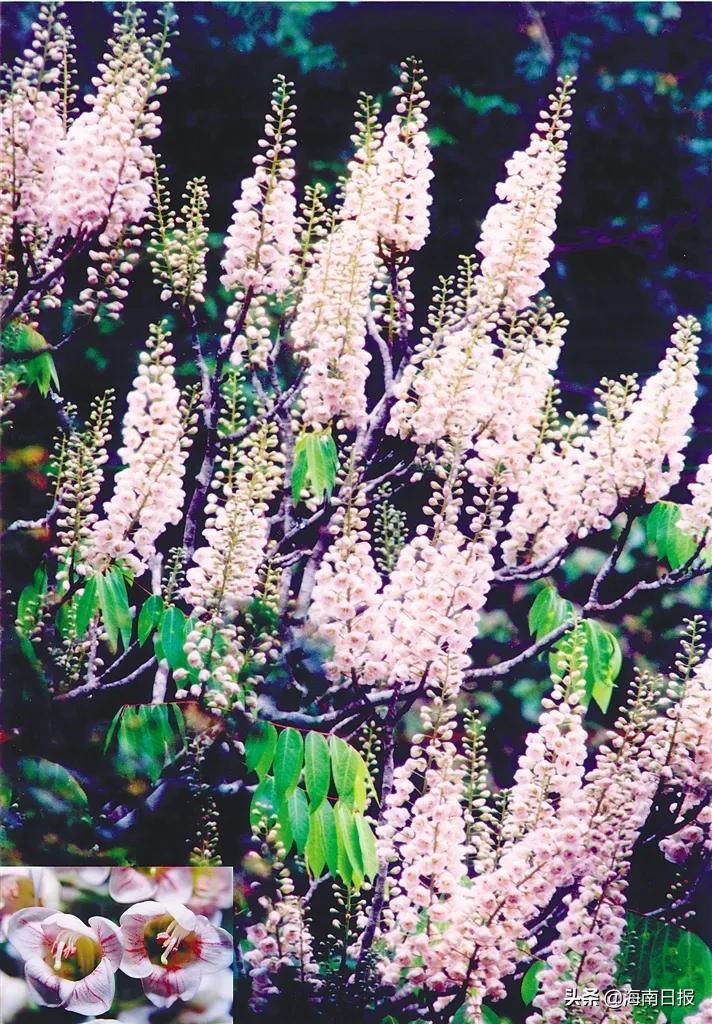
(221, 76, 297, 363)
(387, 81, 573, 447)
(679, 453, 712, 557)
(503, 316, 701, 566)
(1, 6, 173, 318)
(310, 498, 496, 693)
(476, 81, 573, 316)
(184, 425, 284, 616)
(85, 324, 194, 576)
(294, 218, 378, 429)
(372, 59, 433, 252)
(244, 895, 320, 1008)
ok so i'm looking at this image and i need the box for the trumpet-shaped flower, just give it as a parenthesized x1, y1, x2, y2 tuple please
(109, 867, 194, 904)
(0, 868, 60, 938)
(7, 907, 123, 1015)
(119, 900, 233, 1008)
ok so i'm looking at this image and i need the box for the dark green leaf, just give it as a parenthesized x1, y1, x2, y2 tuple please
(528, 585, 573, 641)
(17, 757, 89, 820)
(307, 799, 338, 877)
(287, 786, 310, 853)
(521, 961, 545, 1005)
(330, 735, 358, 807)
(250, 777, 277, 832)
(355, 814, 378, 879)
(304, 730, 330, 810)
(618, 913, 712, 1024)
(647, 501, 697, 570)
(245, 721, 278, 780)
(161, 606, 187, 669)
(335, 800, 364, 886)
(273, 727, 304, 799)
(75, 576, 99, 637)
(138, 594, 164, 646)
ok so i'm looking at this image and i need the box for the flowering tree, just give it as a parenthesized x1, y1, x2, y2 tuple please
(1, 5, 711, 1024)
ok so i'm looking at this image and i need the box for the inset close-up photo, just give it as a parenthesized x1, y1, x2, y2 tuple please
(0, 867, 234, 1023)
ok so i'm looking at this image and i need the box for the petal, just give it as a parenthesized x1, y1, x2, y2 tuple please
(162, 901, 196, 932)
(110, 868, 156, 903)
(89, 915, 124, 970)
(66, 957, 116, 1016)
(6, 906, 54, 960)
(154, 868, 194, 903)
(142, 962, 203, 1007)
(41, 911, 95, 943)
(24, 957, 73, 1008)
(194, 917, 234, 974)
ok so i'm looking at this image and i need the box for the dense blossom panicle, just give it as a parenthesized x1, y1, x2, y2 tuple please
(184, 423, 284, 616)
(244, 895, 320, 1008)
(372, 58, 433, 252)
(84, 323, 196, 575)
(294, 217, 378, 429)
(476, 79, 573, 316)
(148, 171, 210, 309)
(220, 76, 297, 363)
(503, 315, 701, 565)
(679, 453, 712, 555)
(308, 487, 386, 683)
(1, 4, 174, 320)
(388, 80, 573, 447)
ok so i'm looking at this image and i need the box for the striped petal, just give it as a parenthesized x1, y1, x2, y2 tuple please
(66, 957, 116, 1016)
(142, 961, 203, 1007)
(24, 957, 73, 1008)
(153, 868, 193, 903)
(6, 906, 54, 960)
(194, 916, 234, 973)
(90, 915, 124, 970)
(110, 868, 157, 903)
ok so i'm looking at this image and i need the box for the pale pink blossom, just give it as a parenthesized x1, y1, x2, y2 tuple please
(7, 907, 123, 1015)
(109, 867, 194, 904)
(0, 868, 60, 938)
(119, 900, 233, 1008)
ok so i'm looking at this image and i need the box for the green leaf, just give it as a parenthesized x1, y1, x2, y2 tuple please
(276, 799, 294, 854)
(550, 620, 623, 714)
(245, 721, 278, 780)
(291, 439, 309, 504)
(618, 913, 712, 1024)
(355, 814, 378, 880)
(75, 576, 99, 637)
(138, 594, 164, 646)
(104, 704, 185, 785)
(273, 727, 304, 799)
(161, 606, 187, 669)
(335, 800, 364, 887)
(292, 429, 339, 504)
(307, 799, 338, 877)
(96, 573, 118, 652)
(521, 961, 545, 1005)
(330, 735, 358, 808)
(250, 777, 277, 832)
(17, 758, 89, 820)
(16, 566, 47, 629)
(647, 501, 697, 570)
(304, 731, 330, 810)
(287, 786, 310, 854)
(528, 585, 573, 641)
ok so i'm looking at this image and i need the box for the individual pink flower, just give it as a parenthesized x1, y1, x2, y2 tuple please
(119, 900, 233, 1008)
(7, 907, 123, 1015)
(0, 868, 60, 938)
(54, 867, 111, 887)
(186, 868, 233, 922)
(109, 867, 194, 904)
